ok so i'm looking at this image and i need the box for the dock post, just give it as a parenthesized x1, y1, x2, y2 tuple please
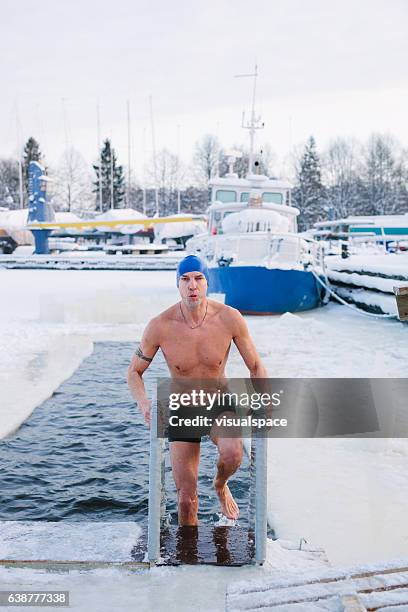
(254, 435, 268, 564)
(147, 402, 163, 564)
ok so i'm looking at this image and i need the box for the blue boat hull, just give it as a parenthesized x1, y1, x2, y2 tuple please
(208, 266, 324, 314)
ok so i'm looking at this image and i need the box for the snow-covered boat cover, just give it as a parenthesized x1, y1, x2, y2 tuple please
(154, 213, 206, 240)
(94, 208, 148, 234)
(222, 208, 290, 234)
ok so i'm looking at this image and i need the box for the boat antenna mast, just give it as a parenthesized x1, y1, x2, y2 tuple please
(234, 64, 264, 174)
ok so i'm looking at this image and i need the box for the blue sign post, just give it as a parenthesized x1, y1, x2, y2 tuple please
(27, 161, 55, 254)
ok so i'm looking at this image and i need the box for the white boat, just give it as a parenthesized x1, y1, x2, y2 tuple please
(186, 67, 326, 314)
(187, 169, 326, 314)
(312, 214, 408, 252)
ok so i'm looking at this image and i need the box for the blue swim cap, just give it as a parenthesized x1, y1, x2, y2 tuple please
(176, 255, 209, 287)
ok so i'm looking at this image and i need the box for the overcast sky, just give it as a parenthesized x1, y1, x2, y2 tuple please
(1, 0, 407, 179)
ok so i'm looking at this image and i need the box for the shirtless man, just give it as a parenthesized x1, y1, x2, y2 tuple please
(127, 255, 267, 526)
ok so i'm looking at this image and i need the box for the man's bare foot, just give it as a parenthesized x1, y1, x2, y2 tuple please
(213, 478, 239, 520)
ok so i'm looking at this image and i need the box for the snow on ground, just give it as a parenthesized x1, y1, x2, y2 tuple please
(0, 522, 141, 562)
(0, 539, 328, 612)
(1, 268, 408, 609)
(226, 304, 408, 565)
(0, 270, 177, 438)
(0, 326, 93, 438)
(227, 305, 408, 379)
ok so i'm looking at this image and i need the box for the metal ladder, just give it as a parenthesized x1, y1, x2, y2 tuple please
(147, 401, 268, 565)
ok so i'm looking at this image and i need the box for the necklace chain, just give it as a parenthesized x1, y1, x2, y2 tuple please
(179, 301, 208, 329)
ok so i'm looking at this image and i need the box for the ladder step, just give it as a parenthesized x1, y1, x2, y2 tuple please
(133, 525, 255, 566)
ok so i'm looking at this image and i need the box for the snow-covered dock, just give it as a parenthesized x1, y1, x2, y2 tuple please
(226, 557, 408, 611)
(0, 521, 147, 570)
(325, 253, 408, 316)
(0, 253, 184, 271)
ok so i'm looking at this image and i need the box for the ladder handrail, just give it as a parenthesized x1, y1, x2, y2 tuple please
(147, 402, 163, 563)
(147, 398, 268, 565)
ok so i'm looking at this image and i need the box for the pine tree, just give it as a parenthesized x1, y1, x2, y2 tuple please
(293, 136, 325, 230)
(22, 137, 42, 197)
(93, 139, 125, 211)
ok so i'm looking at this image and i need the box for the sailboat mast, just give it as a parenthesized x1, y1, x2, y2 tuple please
(127, 99, 131, 206)
(96, 104, 103, 211)
(248, 65, 258, 174)
(15, 103, 24, 208)
(149, 95, 159, 216)
(235, 64, 264, 175)
(176, 124, 181, 214)
(142, 126, 147, 215)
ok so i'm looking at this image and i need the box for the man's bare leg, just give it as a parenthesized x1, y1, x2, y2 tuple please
(211, 435, 243, 520)
(170, 441, 200, 526)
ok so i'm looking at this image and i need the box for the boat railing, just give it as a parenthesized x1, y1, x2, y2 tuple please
(197, 232, 324, 270)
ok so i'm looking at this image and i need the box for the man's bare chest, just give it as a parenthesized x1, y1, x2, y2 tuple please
(160, 322, 232, 374)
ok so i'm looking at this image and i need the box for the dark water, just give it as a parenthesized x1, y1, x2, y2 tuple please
(0, 342, 250, 526)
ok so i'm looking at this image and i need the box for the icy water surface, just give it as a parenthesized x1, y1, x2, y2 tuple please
(0, 342, 250, 525)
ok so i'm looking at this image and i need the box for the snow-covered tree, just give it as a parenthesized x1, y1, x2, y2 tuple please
(22, 137, 42, 197)
(145, 148, 186, 215)
(362, 134, 406, 215)
(52, 147, 94, 213)
(292, 136, 325, 229)
(192, 134, 221, 186)
(126, 179, 146, 213)
(93, 139, 125, 211)
(322, 138, 363, 219)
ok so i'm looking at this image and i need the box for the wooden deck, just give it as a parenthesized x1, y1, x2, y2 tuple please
(226, 559, 408, 611)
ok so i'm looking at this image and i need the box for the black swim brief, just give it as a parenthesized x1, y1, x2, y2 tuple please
(167, 400, 237, 443)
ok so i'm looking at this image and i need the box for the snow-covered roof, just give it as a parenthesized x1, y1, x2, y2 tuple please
(154, 214, 206, 240)
(0, 208, 29, 230)
(55, 212, 82, 224)
(93, 208, 148, 234)
(52, 212, 83, 234)
(315, 215, 408, 228)
(94, 208, 147, 222)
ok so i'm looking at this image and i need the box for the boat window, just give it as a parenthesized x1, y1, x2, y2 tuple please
(262, 192, 283, 204)
(215, 190, 237, 203)
(240, 192, 250, 202)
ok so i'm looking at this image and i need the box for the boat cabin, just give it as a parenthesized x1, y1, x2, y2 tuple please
(207, 174, 297, 235)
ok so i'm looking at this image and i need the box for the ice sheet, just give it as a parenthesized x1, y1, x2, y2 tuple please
(1, 269, 408, 571)
(0, 521, 142, 562)
(0, 537, 328, 612)
(0, 270, 177, 438)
